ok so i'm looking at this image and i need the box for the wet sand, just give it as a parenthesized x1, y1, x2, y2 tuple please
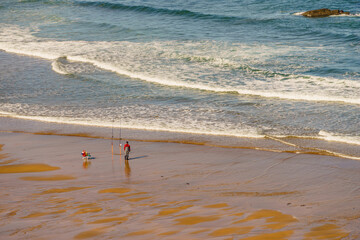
(0, 131, 359, 239)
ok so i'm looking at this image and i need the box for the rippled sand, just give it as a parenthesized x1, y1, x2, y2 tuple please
(0, 132, 359, 239)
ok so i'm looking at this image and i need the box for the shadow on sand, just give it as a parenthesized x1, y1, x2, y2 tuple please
(128, 155, 148, 160)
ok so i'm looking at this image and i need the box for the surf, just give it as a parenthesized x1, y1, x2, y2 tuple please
(1, 25, 359, 106)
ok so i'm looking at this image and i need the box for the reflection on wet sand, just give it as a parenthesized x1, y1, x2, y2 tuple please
(83, 159, 91, 169)
(209, 226, 254, 237)
(88, 216, 128, 224)
(304, 224, 349, 239)
(175, 215, 220, 225)
(20, 175, 76, 181)
(0, 163, 59, 173)
(74, 227, 108, 239)
(241, 230, 294, 240)
(98, 188, 131, 194)
(124, 159, 131, 178)
(38, 187, 90, 195)
(235, 209, 298, 230)
(0, 135, 356, 239)
(158, 205, 193, 216)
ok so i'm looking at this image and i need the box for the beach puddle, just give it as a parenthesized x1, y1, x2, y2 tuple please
(231, 212, 245, 217)
(175, 215, 220, 225)
(73, 207, 103, 215)
(20, 175, 76, 181)
(6, 210, 18, 217)
(98, 188, 131, 194)
(22, 210, 66, 218)
(120, 192, 148, 197)
(74, 227, 107, 239)
(39, 187, 89, 194)
(304, 224, 349, 239)
(46, 197, 72, 204)
(0, 159, 17, 165)
(74, 203, 97, 208)
(235, 209, 298, 229)
(125, 230, 154, 237)
(0, 144, 17, 166)
(88, 216, 128, 224)
(126, 196, 152, 202)
(209, 226, 254, 237)
(0, 164, 60, 173)
(221, 191, 299, 197)
(204, 203, 229, 208)
(158, 205, 193, 216)
(158, 230, 179, 236)
(241, 230, 294, 240)
(191, 229, 210, 235)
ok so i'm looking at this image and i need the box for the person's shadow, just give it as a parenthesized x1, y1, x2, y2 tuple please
(128, 155, 148, 160)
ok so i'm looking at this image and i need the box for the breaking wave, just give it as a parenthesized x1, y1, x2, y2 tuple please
(1, 25, 360, 105)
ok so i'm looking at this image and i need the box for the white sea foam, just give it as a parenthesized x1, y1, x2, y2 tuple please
(0, 110, 262, 138)
(51, 57, 69, 75)
(319, 131, 360, 146)
(293, 12, 360, 17)
(293, 12, 304, 16)
(1, 25, 360, 105)
(330, 13, 360, 17)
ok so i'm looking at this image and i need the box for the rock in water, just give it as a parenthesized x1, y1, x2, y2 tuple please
(302, 8, 350, 18)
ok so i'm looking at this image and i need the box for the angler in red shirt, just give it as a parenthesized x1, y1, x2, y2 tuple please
(124, 141, 131, 160)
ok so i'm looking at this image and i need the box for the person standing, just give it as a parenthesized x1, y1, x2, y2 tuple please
(124, 141, 131, 160)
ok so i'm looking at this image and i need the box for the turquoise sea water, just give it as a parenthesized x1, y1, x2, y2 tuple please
(0, 0, 359, 158)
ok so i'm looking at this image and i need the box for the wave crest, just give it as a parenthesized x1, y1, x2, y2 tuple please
(76, 0, 241, 22)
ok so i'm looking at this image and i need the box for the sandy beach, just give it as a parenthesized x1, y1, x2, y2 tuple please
(0, 130, 359, 239)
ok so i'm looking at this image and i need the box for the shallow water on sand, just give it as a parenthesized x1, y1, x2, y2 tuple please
(1, 133, 359, 239)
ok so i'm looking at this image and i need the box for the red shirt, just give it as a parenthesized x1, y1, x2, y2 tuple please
(124, 143, 130, 151)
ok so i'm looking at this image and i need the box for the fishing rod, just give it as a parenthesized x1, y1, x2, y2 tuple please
(111, 119, 114, 156)
(119, 117, 122, 156)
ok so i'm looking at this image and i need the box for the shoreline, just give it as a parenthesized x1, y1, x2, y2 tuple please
(1, 115, 360, 161)
(0, 131, 360, 239)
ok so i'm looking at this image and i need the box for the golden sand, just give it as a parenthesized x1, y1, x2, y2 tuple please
(204, 203, 229, 208)
(158, 230, 179, 236)
(210, 226, 254, 237)
(221, 191, 299, 197)
(119, 192, 148, 197)
(235, 209, 298, 229)
(125, 196, 152, 202)
(158, 204, 193, 216)
(20, 175, 76, 181)
(39, 187, 89, 194)
(241, 230, 294, 240)
(0, 164, 60, 173)
(74, 227, 107, 239)
(231, 212, 245, 217)
(98, 188, 131, 194)
(6, 210, 18, 217)
(0, 159, 17, 165)
(175, 215, 220, 225)
(191, 229, 211, 235)
(73, 207, 103, 215)
(304, 224, 349, 239)
(88, 216, 128, 224)
(22, 210, 67, 218)
(125, 229, 154, 237)
(46, 197, 72, 204)
(74, 203, 98, 209)
(0, 132, 357, 239)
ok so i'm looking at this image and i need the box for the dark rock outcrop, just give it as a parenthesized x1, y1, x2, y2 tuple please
(302, 8, 350, 18)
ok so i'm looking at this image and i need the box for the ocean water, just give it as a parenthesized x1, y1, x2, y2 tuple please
(0, 0, 359, 158)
